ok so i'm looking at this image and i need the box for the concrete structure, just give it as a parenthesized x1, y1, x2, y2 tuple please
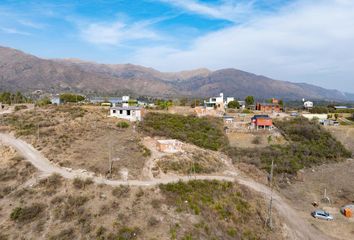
(204, 93, 224, 110)
(302, 114, 327, 121)
(320, 119, 339, 126)
(304, 101, 314, 109)
(156, 139, 183, 153)
(110, 106, 143, 122)
(50, 96, 61, 105)
(223, 115, 234, 124)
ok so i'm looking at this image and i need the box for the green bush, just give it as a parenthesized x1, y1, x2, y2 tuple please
(141, 113, 228, 151)
(117, 121, 130, 128)
(226, 117, 351, 175)
(10, 203, 45, 223)
(160, 180, 256, 239)
(60, 93, 85, 103)
(227, 100, 239, 109)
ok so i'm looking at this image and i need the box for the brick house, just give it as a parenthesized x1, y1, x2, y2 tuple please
(256, 98, 281, 112)
(251, 115, 273, 130)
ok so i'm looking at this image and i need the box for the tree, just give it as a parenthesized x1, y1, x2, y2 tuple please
(59, 93, 85, 103)
(279, 99, 284, 106)
(155, 99, 173, 110)
(245, 96, 255, 106)
(227, 100, 240, 109)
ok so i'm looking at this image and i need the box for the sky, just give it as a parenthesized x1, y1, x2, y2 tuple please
(0, 0, 354, 92)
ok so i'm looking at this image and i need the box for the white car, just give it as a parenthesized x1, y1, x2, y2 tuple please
(311, 210, 334, 221)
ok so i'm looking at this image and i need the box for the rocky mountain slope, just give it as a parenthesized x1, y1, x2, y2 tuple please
(0, 46, 352, 100)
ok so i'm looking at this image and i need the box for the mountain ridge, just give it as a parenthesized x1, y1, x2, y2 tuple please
(0, 46, 353, 101)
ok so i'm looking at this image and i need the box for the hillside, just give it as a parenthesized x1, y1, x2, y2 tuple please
(0, 46, 353, 101)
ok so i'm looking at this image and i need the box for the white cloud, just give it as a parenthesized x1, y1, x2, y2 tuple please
(131, 0, 354, 92)
(0, 26, 30, 35)
(18, 20, 45, 29)
(158, 0, 254, 22)
(80, 20, 160, 45)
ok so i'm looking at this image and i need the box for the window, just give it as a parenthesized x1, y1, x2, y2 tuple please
(119, 110, 123, 114)
(127, 110, 131, 116)
(112, 110, 116, 113)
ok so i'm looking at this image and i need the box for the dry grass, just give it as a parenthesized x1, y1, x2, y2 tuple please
(0, 167, 283, 240)
(2, 105, 149, 179)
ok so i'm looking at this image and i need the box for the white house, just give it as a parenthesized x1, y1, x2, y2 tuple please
(110, 106, 143, 121)
(204, 93, 224, 109)
(122, 96, 130, 107)
(238, 100, 246, 109)
(304, 101, 314, 109)
(225, 97, 234, 106)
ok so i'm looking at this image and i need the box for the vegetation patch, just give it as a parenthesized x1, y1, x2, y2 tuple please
(159, 180, 267, 240)
(72, 178, 94, 190)
(141, 112, 228, 150)
(157, 150, 224, 174)
(10, 203, 46, 223)
(227, 117, 351, 175)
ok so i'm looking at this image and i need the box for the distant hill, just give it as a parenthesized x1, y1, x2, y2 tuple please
(0, 46, 353, 101)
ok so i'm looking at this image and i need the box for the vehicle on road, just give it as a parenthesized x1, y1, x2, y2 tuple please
(311, 210, 334, 221)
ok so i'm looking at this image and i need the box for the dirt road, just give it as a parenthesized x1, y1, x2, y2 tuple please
(0, 133, 335, 240)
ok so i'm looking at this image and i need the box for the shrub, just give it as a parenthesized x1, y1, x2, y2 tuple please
(112, 186, 130, 198)
(117, 121, 130, 128)
(60, 93, 85, 103)
(251, 136, 262, 145)
(14, 105, 27, 111)
(160, 180, 255, 239)
(141, 113, 228, 151)
(10, 203, 46, 223)
(73, 178, 93, 189)
(227, 101, 239, 109)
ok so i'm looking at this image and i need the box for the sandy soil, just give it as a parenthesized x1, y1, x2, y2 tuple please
(281, 160, 354, 240)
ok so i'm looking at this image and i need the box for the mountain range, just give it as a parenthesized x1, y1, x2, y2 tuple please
(0, 46, 353, 101)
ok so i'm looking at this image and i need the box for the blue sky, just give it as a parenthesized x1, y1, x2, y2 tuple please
(0, 0, 354, 92)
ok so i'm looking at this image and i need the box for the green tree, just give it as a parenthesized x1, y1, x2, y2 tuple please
(155, 99, 173, 110)
(245, 96, 255, 106)
(227, 100, 240, 109)
(59, 93, 85, 103)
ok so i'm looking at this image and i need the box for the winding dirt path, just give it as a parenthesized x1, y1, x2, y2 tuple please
(0, 133, 335, 240)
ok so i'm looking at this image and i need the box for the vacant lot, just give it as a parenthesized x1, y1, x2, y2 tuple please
(227, 131, 286, 148)
(2, 105, 149, 179)
(281, 160, 354, 240)
(326, 125, 354, 155)
(227, 117, 351, 176)
(0, 168, 284, 240)
(141, 112, 228, 151)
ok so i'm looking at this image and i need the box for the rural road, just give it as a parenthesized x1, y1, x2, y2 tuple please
(0, 133, 335, 240)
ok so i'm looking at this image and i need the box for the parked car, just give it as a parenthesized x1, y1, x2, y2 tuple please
(311, 210, 334, 221)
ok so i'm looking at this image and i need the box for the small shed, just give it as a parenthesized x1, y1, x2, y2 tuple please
(156, 140, 183, 153)
(341, 205, 354, 218)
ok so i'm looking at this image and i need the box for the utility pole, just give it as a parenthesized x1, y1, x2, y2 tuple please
(266, 159, 274, 230)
